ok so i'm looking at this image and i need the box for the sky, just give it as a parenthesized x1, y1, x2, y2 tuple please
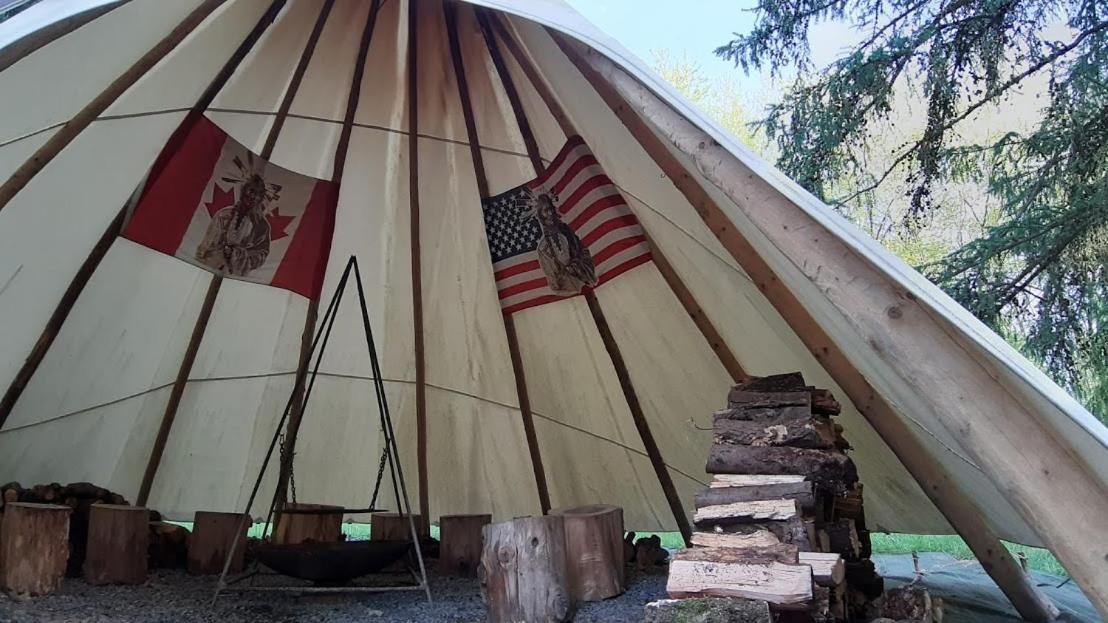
(563, 0, 860, 89)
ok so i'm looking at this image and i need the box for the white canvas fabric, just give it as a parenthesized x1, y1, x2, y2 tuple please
(0, 0, 1106, 608)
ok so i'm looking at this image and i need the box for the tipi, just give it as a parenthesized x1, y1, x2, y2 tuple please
(0, 0, 1104, 618)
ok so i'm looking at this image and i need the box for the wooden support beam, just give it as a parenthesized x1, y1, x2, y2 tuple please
(586, 290, 693, 546)
(0, 0, 290, 433)
(276, 0, 384, 514)
(552, 31, 1063, 622)
(0, 0, 230, 214)
(408, 0, 430, 531)
(447, 1, 550, 514)
(487, 12, 746, 382)
(0, 1, 131, 72)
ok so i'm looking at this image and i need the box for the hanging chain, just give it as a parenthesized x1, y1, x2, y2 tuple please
(369, 432, 389, 509)
(278, 431, 298, 504)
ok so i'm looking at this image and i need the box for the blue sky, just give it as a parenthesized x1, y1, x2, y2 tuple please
(564, 0, 860, 89)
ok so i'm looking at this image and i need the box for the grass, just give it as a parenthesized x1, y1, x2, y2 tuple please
(173, 522, 1067, 577)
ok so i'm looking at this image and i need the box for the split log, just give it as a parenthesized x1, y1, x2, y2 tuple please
(710, 474, 805, 488)
(273, 503, 342, 545)
(439, 513, 491, 577)
(644, 598, 773, 623)
(371, 512, 422, 541)
(713, 416, 836, 449)
(830, 484, 865, 522)
(694, 480, 814, 511)
(822, 519, 861, 559)
(727, 390, 810, 411)
(675, 543, 799, 564)
(694, 499, 798, 527)
(666, 558, 813, 607)
(877, 584, 942, 622)
(705, 445, 858, 489)
(809, 389, 840, 416)
(732, 372, 808, 393)
(479, 516, 573, 623)
(84, 504, 148, 585)
(799, 552, 844, 586)
(550, 504, 624, 601)
(0, 503, 71, 595)
(148, 521, 189, 569)
(188, 511, 248, 575)
(691, 529, 780, 549)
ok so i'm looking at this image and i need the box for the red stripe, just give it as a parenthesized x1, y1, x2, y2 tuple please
(580, 214, 639, 247)
(531, 135, 586, 186)
(493, 258, 540, 281)
(550, 155, 599, 196)
(596, 253, 652, 286)
(570, 194, 626, 231)
(557, 173, 613, 216)
(497, 276, 549, 299)
(592, 235, 647, 266)
(271, 179, 339, 299)
(502, 293, 565, 315)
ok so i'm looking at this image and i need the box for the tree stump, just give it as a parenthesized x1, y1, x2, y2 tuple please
(273, 503, 342, 545)
(0, 503, 71, 595)
(479, 515, 574, 623)
(84, 504, 148, 585)
(371, 512, 422, 541)
(188, 511, 248, 575)
(550, 504, 625, 601)
(439, 513, 490, 576)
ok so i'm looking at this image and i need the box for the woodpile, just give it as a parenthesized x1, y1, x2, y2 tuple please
(662, 372, 884, 621)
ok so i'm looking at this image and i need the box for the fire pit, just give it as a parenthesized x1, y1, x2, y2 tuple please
(253, 540, 412, 584)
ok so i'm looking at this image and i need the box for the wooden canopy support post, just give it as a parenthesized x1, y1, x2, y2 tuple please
(408, 0, 431, 532)
(0, 1, 131, 72)
(138, 0, 330, 507)
(475, 10, 692, 544)
(0, 0, 229, 214)
(487, 12, 747, 383)
(0, 0, 291, 436)
(552, 32, 1063, 622)
(445, 1, 551, 514)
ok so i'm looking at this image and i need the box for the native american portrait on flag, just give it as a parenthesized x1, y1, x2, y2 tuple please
(482, 136, 651, 314)
(123, 116, 338, 298)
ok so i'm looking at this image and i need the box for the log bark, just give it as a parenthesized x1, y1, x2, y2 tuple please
(644, 598, 773, 623)
(705, 445, 857, 490)
(0, 503, 71, 595)
(675, 544, 799, 564)
(273, 503, 342, 545)
(799, 552, 845, 587)
(878, 584, 942, 622)
(550, 504, 625, 601)
(694, 481, 814, 511)
(733, 373, 808, 393)
(727, 390, 810, 411)
(188, 511, 247, 575)
(83, 504, 147, 585)
(713, 416, 836, 450)
(371, 512, 421, 542)
(694, 499, 798, 527)
(666, 559, 813, 607)
(439, 513, 491, 577)
(479, 516, 574, 623)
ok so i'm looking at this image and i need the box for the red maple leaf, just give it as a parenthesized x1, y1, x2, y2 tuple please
(204, 183, 235, 217)
(266, 208, 295, 241)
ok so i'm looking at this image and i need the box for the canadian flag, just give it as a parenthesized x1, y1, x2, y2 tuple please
(124, 116, 338, 298)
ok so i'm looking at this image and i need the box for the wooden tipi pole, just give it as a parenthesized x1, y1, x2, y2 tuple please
(444, 1, 550, 515)
(474, 7, 691, 543)
(408, 0, 432, 529)
(0, 0, 290, 433)
(0, 0, 230, 214)
(274, 0, 385, 514)
(485, 13, 746, 383)
(551, 32, 1060, 622)
(137, 0, 336, 506)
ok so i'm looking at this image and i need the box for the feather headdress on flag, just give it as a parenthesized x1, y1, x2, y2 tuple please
(221, 154, 282, 207)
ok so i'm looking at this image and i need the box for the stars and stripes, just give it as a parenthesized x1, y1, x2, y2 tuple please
(481, 136, 652, 314)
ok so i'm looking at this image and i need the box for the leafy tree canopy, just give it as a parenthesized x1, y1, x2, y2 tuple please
(716, 0, 1108, 419)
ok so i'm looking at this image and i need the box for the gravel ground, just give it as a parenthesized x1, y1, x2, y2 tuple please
(0, 565, 668, 623)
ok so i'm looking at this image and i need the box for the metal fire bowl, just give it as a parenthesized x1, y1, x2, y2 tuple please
(254, 540, 412, 584)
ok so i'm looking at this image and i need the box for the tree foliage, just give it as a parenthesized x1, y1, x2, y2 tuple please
(716, 0, 1108, 419)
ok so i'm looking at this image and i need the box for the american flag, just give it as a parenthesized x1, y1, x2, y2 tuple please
(481, 136, 652, 314)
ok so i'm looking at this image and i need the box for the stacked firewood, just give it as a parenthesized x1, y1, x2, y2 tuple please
(663, 373, 883, 621)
